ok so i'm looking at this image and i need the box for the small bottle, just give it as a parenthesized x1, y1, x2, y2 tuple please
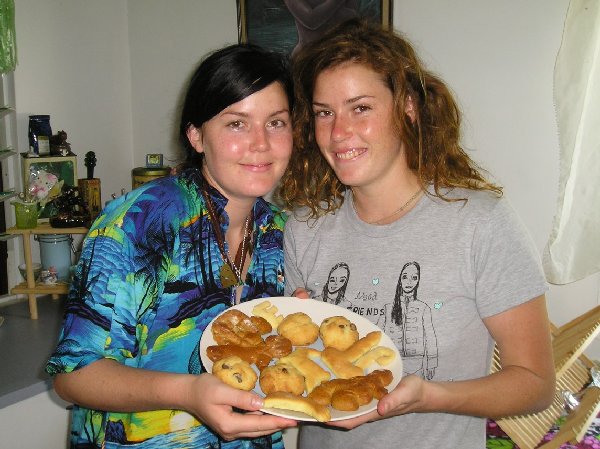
(28, 115, 52, 156)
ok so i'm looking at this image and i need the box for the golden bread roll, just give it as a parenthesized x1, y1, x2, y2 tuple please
(330, 389, 360, 411)
(321, 347, 364, 379)
(207, 335, 292, 371)
(330, 379, 378, 410)
(341, 331, 382, 362)
(259, 363, 305, 395)
(211, 309, 263, 347)
(264, 334, 293, 359)
(207, 342, 271, 370)
(343, 379, 375, 406)
(250, 315, 272, 334)
(319, 316, 359, 350)
(264, 391, 331, 422)
(367, 369, 394, 387)
(365, 370, 393, 400)
(277, 312, 319, 346)
(308, 378, 349, 406)
(252, 301, 284, 329)
(277, 347, 331, 393)
(354, 346, 396, 369)
(307, 370, 393, 411)
(212, 356, 257, 391)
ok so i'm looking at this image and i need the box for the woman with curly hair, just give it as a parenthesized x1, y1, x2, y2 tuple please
(277, 18, 554, 449)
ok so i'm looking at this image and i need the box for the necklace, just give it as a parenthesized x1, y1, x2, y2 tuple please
(352, 188, 422, 225)
(203, 190, 253, 288)
(224, 215, 250, 284)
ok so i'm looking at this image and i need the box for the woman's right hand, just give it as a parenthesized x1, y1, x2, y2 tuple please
(184, 373, 297, 441)
(54, 360, 296, 441)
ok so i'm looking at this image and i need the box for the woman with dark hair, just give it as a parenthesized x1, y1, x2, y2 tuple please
(46, 44, 296, 448)
(278, 18, 554, 449)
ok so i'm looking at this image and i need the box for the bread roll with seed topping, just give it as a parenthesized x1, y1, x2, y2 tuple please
(319, 316, 359, 350)
(212, 356, 257, 391)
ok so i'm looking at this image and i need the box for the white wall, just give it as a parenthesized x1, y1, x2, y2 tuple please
(127, 0, 237, 166)
(3, 1, 598, 448)
(0, 390, 70, 448)
(127, 0, 238, 168)
(394, 0, 600, 356)
(14, 0, 133, 203)
(13, 0, 238, 198)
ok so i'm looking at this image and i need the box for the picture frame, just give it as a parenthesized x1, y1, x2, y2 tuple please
(21, 154, 77, 220)
(237, 0, 392, 56)
(145, 153, 164, 168)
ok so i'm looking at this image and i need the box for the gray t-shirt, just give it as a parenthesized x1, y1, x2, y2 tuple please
(284, 188, 547, 449)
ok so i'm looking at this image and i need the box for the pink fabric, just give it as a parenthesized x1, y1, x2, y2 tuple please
(487, 417, 600, 448)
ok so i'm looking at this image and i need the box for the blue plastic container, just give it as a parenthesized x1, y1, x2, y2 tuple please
(37, 234, 72, 281)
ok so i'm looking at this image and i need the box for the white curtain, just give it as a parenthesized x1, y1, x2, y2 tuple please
(543, 0, 600, 284)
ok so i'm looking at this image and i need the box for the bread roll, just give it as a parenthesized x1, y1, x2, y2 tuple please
(259, 363, 305, 395)
(212, 356, 257, 391)
(319, 316, 359, 350)
(264, 392, 331, 422)
(277, 312, 319, 346)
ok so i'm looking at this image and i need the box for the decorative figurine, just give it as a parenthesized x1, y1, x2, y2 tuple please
(40, 267, 58, 285)
(49, 184, 91, 228)
(50, 130, 75, 156)
(27, 169, 63, 206)
(79, 151, 102, 220)
(84, 151, 97, 179)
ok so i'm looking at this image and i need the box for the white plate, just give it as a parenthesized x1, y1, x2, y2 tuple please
(199, 297, 403, 422)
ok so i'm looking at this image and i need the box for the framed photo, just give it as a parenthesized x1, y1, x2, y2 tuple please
(145, 153, 164, 168)
(21, 154, 77, 220)
(237, 0, 392, 55)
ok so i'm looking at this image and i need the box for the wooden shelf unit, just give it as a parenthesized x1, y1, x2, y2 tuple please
(7, 223, 88, 319)
(1, 76, 19, 295)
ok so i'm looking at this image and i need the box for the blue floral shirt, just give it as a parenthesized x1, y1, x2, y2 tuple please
(46, 168, 286, 449)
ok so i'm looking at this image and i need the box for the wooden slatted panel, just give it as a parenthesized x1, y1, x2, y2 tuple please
(490, 304, 600, 449)
(553, 306, 600, 378)
(539, 387, 600, 449)
(495, 401, 561, 449)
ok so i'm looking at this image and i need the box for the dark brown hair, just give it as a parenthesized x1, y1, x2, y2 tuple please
(179, 44, 292, 169)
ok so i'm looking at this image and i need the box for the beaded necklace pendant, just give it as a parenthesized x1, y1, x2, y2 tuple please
(220, 263, 240, 288)
(202, 186, 251, 289)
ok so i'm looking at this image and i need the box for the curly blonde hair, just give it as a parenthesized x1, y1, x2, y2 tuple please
(274, 18, 501, 218)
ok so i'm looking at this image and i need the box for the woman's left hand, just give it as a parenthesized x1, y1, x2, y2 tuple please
(325, 375, 427, 430)
(376, 374, 427, 417)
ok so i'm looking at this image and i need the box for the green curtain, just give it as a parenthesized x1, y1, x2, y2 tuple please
(0, 0, 17, 73)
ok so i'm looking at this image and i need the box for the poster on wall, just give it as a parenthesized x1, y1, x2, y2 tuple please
(237, 0, 392, 56)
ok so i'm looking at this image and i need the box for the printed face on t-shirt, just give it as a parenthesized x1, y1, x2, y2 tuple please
(327, 266, 349, 296)
(400, 264, 419, 294)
